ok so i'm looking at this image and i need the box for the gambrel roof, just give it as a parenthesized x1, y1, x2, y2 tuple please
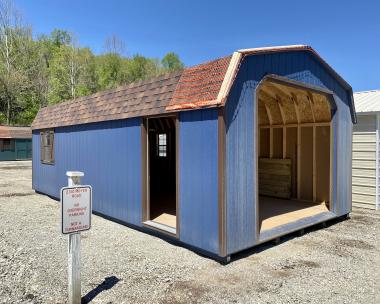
(32, 45, 354, 129)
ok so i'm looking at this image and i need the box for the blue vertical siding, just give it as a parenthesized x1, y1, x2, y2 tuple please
(225, 51, 353, 255)
(225, 81, 257, 254)
(179, 108, 219, 254)
(32, 118, 143, 226)
(332, 95, 353, 216)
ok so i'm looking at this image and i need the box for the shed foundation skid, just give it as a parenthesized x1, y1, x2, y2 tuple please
(32, 45, 354, 260)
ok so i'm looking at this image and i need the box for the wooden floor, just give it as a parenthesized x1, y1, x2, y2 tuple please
(152, 213, 176, 228)
(259, 196, 329, 232)
(150, 192, 176, 228)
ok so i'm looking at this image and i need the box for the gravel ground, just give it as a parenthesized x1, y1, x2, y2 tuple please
(0, 161, 379, 304)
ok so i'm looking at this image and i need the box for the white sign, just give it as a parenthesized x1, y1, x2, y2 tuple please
(61, 186, 92, 234)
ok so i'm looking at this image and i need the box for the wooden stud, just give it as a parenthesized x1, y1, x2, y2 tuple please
(283, 127, 286, 159)
(269, 127, 273, 158)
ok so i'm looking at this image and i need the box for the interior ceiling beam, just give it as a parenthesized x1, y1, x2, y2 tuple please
(264, 103, 273, 125)
(258, 88, 277, 101)
(277, 98, 286, 125)
(266, 82, 293, 100)
(307, 92, 316, 123)
(291, 93, 300, 124)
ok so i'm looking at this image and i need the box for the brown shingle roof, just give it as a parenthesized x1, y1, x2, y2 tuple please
(32, 71, 182, 129)
(166, 56, 231, 110)
(0, 126, 32, 139)
(32, 56, 232, 130)
(33, 45, 353, 129)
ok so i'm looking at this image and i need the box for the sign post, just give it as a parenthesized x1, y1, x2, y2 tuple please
(61, 171, 92, 304)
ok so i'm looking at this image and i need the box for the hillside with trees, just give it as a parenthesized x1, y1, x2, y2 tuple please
(0, 0, 184, 125)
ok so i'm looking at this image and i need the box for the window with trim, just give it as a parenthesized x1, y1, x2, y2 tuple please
(40, 130, 54, 164)
(157, 133, 167, 157)
(0, 139, 15, 152)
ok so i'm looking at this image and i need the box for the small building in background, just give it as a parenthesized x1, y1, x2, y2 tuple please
(0, 126, 32, 161)
(352, 90, 380, 210)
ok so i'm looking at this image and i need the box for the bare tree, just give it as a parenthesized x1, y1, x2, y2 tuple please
(68, 35, 80, 99)
(0, 0, 31, 123)
(103, 34, 125, 55)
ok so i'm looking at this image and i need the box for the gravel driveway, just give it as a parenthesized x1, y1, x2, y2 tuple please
(0, 161, 379, 303)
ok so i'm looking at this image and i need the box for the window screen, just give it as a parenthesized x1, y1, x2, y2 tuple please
(0, 139, 15, 152)
(40, 130, 54, 164)
(157, 133, 167, 157)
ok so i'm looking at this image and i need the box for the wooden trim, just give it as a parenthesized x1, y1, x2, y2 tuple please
(175, 114, 180, 238)
(255, 90, 260, 242)
(142, 221, 176, 237)
(313, 126, 316, 201)
(262, 74, 335, 97)
(146, 119, 150, 220)
(217, 51, 242, 104)
(141, 119, 148, 222)
(40, 131, 43, 162)
(218, 108, 227, 257)
(50, 131, 54, 164)
(144, 115, 179, 238)
(329, 121, 333, 212)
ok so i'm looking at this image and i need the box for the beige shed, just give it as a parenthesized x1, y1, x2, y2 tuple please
(353, 90, 380, 210)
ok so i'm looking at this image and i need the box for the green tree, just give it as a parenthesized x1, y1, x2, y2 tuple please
(126, 55, 160, 83)
(0, 1, 185, 125)
(161, 52, 184, 73)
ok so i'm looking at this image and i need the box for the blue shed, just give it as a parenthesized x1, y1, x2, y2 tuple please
(32, 45, 355, 261)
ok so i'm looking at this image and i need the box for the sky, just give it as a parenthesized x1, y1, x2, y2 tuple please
(14, 0, 380, 92)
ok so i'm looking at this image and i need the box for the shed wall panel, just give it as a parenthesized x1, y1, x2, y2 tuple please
(32, 118, 143, 226)
(225, 51, 353, 255)
(352, 115, 377, 210)
(179, 108, 219, 254)
(332, 95, 353, 215)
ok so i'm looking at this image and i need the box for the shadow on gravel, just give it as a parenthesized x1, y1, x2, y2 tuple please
(231, 215, 350, 263)
(81, 276, 120, 304)
(0, 166, 32, 170)
(0, 192, 35, 198)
